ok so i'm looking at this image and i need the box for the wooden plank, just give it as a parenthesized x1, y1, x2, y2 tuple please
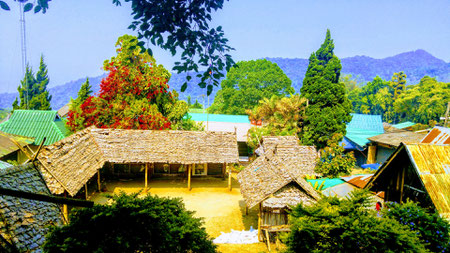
(0, 187, 94, 207)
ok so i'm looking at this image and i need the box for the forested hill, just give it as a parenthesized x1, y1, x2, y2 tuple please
(0, 49, 449, 110)
(267, 49, 450, 91)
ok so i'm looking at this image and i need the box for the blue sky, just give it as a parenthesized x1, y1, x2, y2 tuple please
(0, 0, 449, 93)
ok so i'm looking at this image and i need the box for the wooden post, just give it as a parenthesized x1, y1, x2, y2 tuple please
(222, 162, 226, 179)
(97, 170, 101, 192)
(258, 203, 262, 241)
(85, 184, 88, 200)
(245, 206, 248, 215)
(188, 164, 192, 191)
(399, 167, 406, 203)
(228, 165, 232, 191)
(367, 145, 377, 164)
(265, 229, 271, 252)
(63, 191, 69, 224)
(145, 163, 148, 189)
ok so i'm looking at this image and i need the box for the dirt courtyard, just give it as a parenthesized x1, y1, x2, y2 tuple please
(90, 175, 280, 252)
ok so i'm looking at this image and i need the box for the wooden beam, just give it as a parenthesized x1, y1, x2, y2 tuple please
(0, 187, 94, 207)
(188, 164, 192, 191)
(97, 170, 101, 192)
(145, 163, 148, 189)
(30, 137, 46, 162)
(228, 164, 232, 191)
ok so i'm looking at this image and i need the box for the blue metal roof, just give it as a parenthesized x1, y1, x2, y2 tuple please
(343, 113, 384, 150)
(392, 121, 416, 129)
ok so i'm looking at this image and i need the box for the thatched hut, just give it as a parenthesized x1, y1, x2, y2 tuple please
(36, 127, 239, 199)
(237, 136, 320, 242)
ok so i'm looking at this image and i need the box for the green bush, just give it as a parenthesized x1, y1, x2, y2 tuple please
(383, 201, 450, 252)
(315, 133, 356, 178)
(283, 190, 426, 253)
(43, 192, 216, 253)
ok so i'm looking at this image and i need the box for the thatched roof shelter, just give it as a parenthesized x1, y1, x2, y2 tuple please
(37, 127, 239, 196)
(238, 136, 320, 209)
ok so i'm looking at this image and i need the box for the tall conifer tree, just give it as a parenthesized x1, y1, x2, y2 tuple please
(300, 29, 352, 149)
(12, 55, 52, 110)
(71, 78, 93, 108)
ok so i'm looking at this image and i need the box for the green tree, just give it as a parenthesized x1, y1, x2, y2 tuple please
(284, 190, 427, 253)
(12, 55, 52, 110)
(390, 71, 407, 100)
(43, 193, 216, 253)
(71, 78, 93, 108)
(300, 29, 352, 149)
(393, 76, 450, 124)
(246, 95, 307, 150)
(315, 133, 356, 177)
(209, 59, 294, 115)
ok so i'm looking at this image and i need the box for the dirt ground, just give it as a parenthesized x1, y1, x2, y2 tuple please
(90, 174, 282, 253)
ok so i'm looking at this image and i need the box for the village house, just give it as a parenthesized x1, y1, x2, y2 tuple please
(365, 143, 450, 219)
(188, 112, 252, 162)
(0, 110, 71, 159)
(367, 129, 426, 164)
(237, 136, 320, 245)
(0, 131, 34, 164)
(341, 113, 384, 166)
(421, 126, 450, 144)
(0, 164, 63, 252)
(36, 127, 239, 201)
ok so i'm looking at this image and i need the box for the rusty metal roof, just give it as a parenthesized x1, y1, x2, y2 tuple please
(421, 126, 450, 144)
(405, 144, 450, 219)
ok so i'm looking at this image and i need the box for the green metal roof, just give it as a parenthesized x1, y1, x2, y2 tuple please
(188, 113, 250, 123)
(345, 113, 384, 148)
(392, 121, 416, 129)
(0, 160, 12, 169)
(0, 110, 70, 145)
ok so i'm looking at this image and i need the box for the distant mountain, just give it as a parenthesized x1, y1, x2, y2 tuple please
(0, 49, 448, 110)
(267, 49, 450, 92)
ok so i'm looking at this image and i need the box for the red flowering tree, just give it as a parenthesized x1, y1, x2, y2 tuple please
(67, 35, 189, 131)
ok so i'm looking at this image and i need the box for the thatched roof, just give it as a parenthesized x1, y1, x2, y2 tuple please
(237, 136, 320, 209)
(38, 127, 105, 196)
(368, 130, 426, 148)
(262, 183, 316, 209)
(37, 127, 239, 196)
(91, 128, 238, 164)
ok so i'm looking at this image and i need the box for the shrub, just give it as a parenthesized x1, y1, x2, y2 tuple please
(383, 201, 450, 252)
(283, 190, 426, 253)
(43, 192, 216, 253)
(315, 133, 356, 178)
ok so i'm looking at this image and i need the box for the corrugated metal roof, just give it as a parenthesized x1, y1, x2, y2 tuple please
(0, 131, 34, 158)
(421, 126, 450, 144)
(0, 110, 69, 145)
(405, 144, 450, 219)
(344, 114, 384, 149)
(392, 121, 416, 129)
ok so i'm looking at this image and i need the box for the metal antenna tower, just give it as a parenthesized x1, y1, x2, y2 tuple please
(19, 1, 28, 109)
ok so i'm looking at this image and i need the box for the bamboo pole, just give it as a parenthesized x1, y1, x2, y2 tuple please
(85, 184, 88, 200)
(228, 164, 232, 191)
(97, 170, 101, 192)
(188, 164, 192, 191)
(265, 229, 271, 252)
(63, 204, 69, 223)
(145, 163, 148, 189)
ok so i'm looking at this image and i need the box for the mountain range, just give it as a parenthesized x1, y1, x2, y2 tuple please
(0, 49, 449, 110)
